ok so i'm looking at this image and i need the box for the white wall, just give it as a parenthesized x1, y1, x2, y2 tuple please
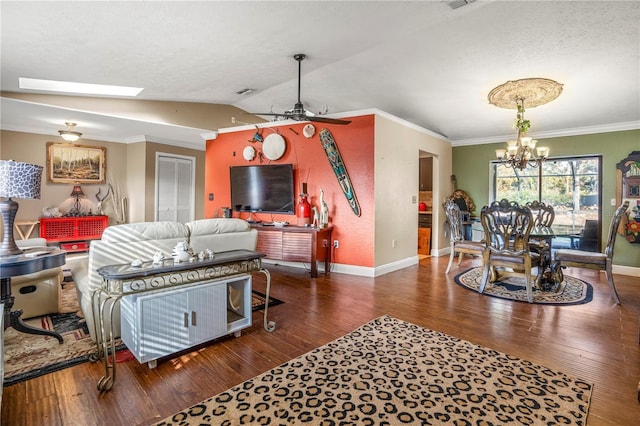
(373, 112, 452, 269)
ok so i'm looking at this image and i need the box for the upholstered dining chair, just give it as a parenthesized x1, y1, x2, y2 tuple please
(554, 201, 629, 304)
(443, 199, 485, 273)
(479, 199, 542, 303)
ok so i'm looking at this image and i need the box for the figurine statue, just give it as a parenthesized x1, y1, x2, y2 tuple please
(95, 186, 111, 215)
(152, 251, 165, 264)
(311, 206, 319, 227)
(320, 188, 329, 228)
(172, 241, 192, 263)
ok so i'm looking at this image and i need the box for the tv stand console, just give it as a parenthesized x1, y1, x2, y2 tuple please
(253, 225, 332, 278)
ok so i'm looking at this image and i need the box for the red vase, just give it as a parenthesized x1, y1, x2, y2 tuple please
(297, 194, 311, 226)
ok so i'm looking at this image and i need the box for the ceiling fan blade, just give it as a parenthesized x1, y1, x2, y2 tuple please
(250, 53, 350, 126)
(308, 115, 351, 125)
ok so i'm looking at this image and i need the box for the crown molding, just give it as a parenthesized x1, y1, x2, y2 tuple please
(451, 121, 640, 147)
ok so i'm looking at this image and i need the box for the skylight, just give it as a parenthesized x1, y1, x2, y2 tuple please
(19, 78, 143, 97)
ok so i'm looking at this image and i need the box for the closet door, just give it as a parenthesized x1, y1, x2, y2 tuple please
(156, 154, 195, 222)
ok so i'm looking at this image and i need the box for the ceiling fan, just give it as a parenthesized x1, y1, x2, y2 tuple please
(252, 54, 351, 125)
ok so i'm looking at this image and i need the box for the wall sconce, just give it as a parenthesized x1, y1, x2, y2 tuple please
(0, 160, 43, 256)
(70, 184, 85, 214)
(59, 122, 82, 142)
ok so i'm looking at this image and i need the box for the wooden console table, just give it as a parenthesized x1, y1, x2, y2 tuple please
(91, 249, 274, 392)
(253, 225, 332, 278)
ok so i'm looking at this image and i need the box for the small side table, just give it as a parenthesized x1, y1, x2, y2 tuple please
(14, 220, 39, 240)
(0, 248, 66, 343)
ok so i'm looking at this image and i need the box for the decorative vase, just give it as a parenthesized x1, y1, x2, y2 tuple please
(297, 194, 311, 226)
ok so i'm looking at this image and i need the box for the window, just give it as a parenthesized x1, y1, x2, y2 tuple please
(492, 156, 602, 251)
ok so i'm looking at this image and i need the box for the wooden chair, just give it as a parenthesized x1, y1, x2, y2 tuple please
(443, 199, 485, 273)
(554, 201, 629, 304)
(526, 200, 555, 227)
(479, 199, 542, 303)
(449, 189, 476, 240)
(525, 200, 555, 257)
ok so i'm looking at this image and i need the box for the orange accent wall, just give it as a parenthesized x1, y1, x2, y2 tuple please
(204, 115, 375, 267)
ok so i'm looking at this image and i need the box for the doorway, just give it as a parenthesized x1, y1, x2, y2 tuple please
(418, 152, 434, 257)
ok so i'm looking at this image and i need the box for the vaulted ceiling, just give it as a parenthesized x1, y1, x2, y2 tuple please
(2, 1, 639, 149)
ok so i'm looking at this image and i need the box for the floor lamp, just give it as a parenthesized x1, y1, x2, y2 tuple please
(0, 160, 43, 257)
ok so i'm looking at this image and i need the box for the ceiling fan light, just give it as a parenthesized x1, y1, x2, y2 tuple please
(59, 130, 82, 142)
(59, 121, 82, 142)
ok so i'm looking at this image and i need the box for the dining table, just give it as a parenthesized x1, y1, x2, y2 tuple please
(471, 222, 570, 289)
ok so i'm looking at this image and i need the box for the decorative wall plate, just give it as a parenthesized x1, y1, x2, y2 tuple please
(263, 133, 286, 160)
(303, 124, 316, 138)
(243, 145, 256, 161)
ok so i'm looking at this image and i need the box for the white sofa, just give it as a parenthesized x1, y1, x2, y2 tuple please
(70, 218, 258, 342)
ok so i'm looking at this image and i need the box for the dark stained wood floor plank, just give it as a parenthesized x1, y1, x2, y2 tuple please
(2, 256, 639, 425)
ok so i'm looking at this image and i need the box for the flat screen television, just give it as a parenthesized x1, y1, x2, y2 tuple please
(230, 164, 295, 214)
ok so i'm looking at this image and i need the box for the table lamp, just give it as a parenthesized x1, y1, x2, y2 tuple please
(70, 184, 84, 213)
(0, 160, 43, 256)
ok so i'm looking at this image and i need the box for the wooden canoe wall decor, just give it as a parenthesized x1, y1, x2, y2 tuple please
(318, 128, 361, 216)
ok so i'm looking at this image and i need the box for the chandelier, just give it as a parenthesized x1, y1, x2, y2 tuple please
(488, 78, 563, 170)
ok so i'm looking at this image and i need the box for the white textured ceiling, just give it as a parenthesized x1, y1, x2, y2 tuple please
(1, 1, 639, 149)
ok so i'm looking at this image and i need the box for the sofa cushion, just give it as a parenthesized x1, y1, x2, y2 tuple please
(101, 221, 188, 243)
(187, 218, 257, 253)
(186, 218, 250, 236)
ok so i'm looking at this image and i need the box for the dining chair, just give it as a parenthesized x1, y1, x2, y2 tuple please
(479, 199, 542, 303)
(526, 200, 555, 227)
(443, 199, 485, 273)
(525, 200, 555, 258)
(554, 201, 629, 304)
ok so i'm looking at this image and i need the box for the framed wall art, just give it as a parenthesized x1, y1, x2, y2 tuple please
(46, 142, 106, 184)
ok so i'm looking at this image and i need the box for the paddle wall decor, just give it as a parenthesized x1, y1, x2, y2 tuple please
(319, 128, 361, 216)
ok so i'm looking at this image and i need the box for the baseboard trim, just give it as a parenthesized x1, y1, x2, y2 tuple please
(261, 257, 640, 278)
(612, 264, 640, 277)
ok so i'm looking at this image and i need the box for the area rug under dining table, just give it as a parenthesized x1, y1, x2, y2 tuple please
(157, 315, 592, 425)
(455, 266, 593, 305)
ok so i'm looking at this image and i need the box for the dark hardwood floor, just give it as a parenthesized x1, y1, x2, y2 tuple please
(2, 255, 639, 425)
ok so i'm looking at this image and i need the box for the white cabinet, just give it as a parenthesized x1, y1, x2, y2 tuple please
(120, 274, 251, 367)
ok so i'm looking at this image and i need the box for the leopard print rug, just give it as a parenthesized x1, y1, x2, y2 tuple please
(455, 267, 593, 305)
(157, 315, 591, 425)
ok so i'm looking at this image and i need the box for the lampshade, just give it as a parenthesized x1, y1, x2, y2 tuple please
(0, 160, 43, 199)
(0, 160, 43, 256)
(70, 185, 85, 197)
(59, 122, 82, 142)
